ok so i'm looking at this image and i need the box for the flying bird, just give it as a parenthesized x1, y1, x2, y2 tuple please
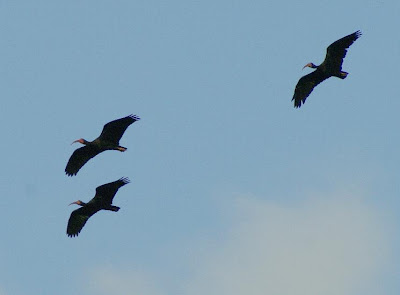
(65, 114, 140, 176)
(292, 30, 362, 108)
(67, 177, 130, 237)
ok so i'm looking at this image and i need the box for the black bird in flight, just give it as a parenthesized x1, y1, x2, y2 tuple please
(292, 30, 362, 108)
(65, 115, 140, 176)
(67, 177, 130, 237)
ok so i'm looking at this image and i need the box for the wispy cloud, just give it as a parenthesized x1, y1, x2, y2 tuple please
(183, 194, 394, 295)
(87, 267, 164, 295)
(87, 192, 395, 295)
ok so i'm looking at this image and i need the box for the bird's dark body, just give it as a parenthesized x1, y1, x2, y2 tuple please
(65, 114, 139, 176)
(67, 177, 130, 237)
(292, 30, 362, 108)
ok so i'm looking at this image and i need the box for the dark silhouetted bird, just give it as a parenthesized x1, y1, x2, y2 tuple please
(65, 115, 139, 176)
(67, 177, 130, 237)
(292, 30, 362, 108)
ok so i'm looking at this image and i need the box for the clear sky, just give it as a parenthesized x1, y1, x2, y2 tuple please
(0, 0, 399, 294)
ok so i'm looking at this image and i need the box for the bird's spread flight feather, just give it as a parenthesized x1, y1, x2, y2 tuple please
(99, 115, 140, 144)
(65, 145, 101, 176)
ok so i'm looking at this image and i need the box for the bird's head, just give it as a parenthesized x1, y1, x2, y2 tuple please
(71, 138, 88, 145)
(69, 200, 85, 206)
(302, 63, 317, 69)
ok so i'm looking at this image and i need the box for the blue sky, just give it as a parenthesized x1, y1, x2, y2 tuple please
(0, 1, 399, 294)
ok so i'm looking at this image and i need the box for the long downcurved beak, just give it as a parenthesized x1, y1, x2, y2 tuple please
(69, 201, 78, 206)
(71, 140, 80, 145)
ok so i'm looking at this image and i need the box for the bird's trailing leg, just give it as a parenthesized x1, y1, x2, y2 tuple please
(106, 205, 120, 212)
(116, 146, 127, 152)
(339, 71, 348, 79)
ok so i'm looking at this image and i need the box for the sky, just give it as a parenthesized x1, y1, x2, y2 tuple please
(0, 0, 399, 294)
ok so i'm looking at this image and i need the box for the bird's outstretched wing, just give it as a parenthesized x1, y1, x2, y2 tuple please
(292, 70, 328, 108)
(67, 206, 99, 237)
(94, 177, 130, 204)
(65, 145, 101, 176)
(324, 30, 362, 70)
(98, 115, 140, 144)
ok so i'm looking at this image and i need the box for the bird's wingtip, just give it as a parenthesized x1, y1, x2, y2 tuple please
(291, 96, 302, 108)
(120, 177, 130, 184)
(129, 114, 140, 121)
(65, 170, 76, 177)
